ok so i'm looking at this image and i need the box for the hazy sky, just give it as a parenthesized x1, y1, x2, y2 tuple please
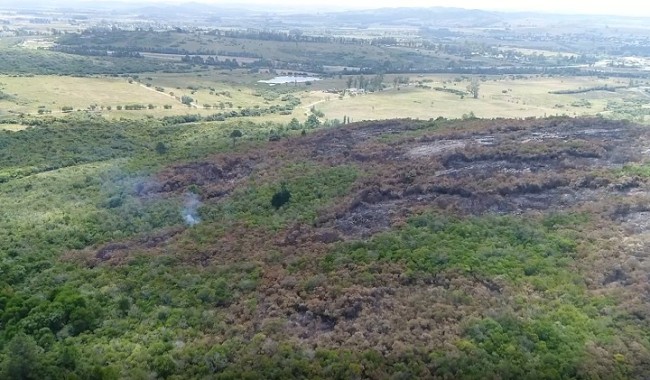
(140, 0, 649, 17)
(9, 0, 650, 17)
(231, 0, 650, 16)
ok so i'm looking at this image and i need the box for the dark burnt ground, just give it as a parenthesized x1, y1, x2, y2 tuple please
(134, 117, 649, 239)
(138, 154, 262, 200)
(84, 114, 650, 277)
(303, 117, 648, 238)
(69, 117, 650, 377)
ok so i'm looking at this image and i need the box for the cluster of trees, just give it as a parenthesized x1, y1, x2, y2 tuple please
(46, 29, 459, 75)
(433, 87, 467, 97)
(0, 49, 189, 76)
(56, 104, 172, 113)
(345, 74, 385, 92)
(467, 78, 480, 99)
(181, 55, 241, 68)
(47, 28, 619, 77)
(203, 104, 296, 121)
(0, 117, 148, 181)
(50, 45, 142, 58)
(43, 24, 650, 81)
(122, 104, 154, 110)
(604, 99, 650, 122)
(160, 99, 300, 125)
(57, 31, 263, 58)
(549, 85, 623, 95)
(205, 28, 402, 47)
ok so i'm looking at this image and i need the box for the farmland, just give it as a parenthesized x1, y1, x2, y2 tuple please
(1, 72, 647, 124)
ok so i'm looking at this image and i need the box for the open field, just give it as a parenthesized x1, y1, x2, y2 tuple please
(0, 73, 305, 122)
(0, 123, 27, 131)
(499, 46, 579, 57)
(0, 76, 176, 114)
(310, 74, 646, 121)
(2, 73, 648, 124)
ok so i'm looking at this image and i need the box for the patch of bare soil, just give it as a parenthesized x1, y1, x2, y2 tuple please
(407, 140, 466, 158)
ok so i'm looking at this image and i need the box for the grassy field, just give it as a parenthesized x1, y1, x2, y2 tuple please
(0, 76, 174, 114)
(0, 123, 27, 131)
(1, 72, 647, 125)
(314, 74, 644, 121)
(0, 73, 306, 122)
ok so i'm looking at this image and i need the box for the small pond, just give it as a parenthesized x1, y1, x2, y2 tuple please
(258, 76, 321, 85)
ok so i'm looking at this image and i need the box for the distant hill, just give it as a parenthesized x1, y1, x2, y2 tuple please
(5, 2, 650, 30)
(313, 7, 504, 27)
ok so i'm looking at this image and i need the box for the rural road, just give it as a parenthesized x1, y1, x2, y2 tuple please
(137, 82, 199, 109)
(302, 98, 327, 115)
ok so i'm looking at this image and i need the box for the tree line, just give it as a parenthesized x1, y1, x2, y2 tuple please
(181, 55, 241, 69)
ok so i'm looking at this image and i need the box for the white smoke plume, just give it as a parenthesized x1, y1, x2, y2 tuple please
(182, 192, 201, 226)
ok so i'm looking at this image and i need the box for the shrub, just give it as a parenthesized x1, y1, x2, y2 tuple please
(155, 142, 168, 155)
(271, 185, 291, 209)
(181, 95, 194, 105)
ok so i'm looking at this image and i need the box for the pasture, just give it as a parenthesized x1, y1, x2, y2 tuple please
(0, 123, 27, 131)
(311, 74, 646, 121)
(0, 73, 304, 122)
(1, 72, 647, 125)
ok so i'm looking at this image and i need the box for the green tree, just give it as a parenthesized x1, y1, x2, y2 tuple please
(271, 184, 291, 209)
(1, 333, 46, 380)
(155, 142, 168, 155)
(153, 355, 176, 378)
(370, 74, 384, 91)
(310, 107, 325, 117)
(181, 95, 194, 106)
(288, 118, 301, 130)
(357, 75, 366, 90)
(305, 114, 321, 129)
(467, 78, 480, 99)
(230, 129, 243, 146)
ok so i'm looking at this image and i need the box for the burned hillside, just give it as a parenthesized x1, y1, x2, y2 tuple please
(68, 117, 650, 378)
